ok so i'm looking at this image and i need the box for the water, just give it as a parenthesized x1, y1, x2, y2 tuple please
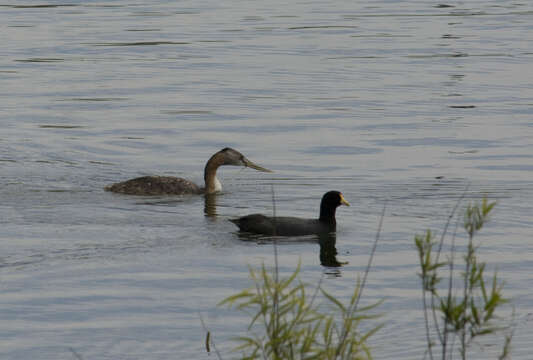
(1, 0, 532, 358)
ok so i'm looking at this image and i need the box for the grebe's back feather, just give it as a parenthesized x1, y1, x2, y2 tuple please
(105, 176, 202, 195)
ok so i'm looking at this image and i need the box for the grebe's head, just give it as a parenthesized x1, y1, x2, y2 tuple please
(217, 147, 272, 172)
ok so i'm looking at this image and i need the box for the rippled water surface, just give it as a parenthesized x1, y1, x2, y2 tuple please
(1, 1, 532, 359)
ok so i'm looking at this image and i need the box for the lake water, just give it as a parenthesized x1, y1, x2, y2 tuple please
(1, 0, 532, 359)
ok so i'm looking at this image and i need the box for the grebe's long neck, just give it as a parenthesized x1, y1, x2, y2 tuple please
(204, 153, 224, 194)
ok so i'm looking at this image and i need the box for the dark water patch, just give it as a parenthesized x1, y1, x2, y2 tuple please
(475, 164, 533, 172)
(407, 52, 468, 59)
(441, 34, 461, 39)
(197, 40, 231, 43)
(304, 146, 382, 155)
(327, 55, 384, 60)
(448, 150, 478, 154)
(187, 140, 240, 150)
(90, 41, 190, 46)
(255, 27, 277, 31)
(38, 124, 84, 129)
(275, 164, 345, 173)
(0, 70, 18, 73)
(15, 58, 64, 63)
(1, 4, 77, 9)
(289, 25, 358, 30)
(457, 154, 533, 160)
(161, 110, 212, 115)
(34, 159, 78, 166)
(0, 256, 46, 269)
(60, 98, 129, 102)
(129, 11, 171, 17)
(1, 244, 149, 270)
(126, 29, 161, 32)
(448, 11, 487, 16)
(469, 53, 515, 58)
(243, 16, 264, 21)
(134, 198, 195, 207)
(208, 124, 312, 134)
(45, 189, 78, 193)
(350, 33, 411, 38)
(355, 122, 420, 131)
(325, 108, 350, 111)
(373, 137, 499, 148)
(508, 10, 533, 15)
(174, 11, 200, 15)
(89, 160, 115, 166)
(343, 12, 489, 19)
(103, 127, 179, 137)
(312, 96, 359, 101)
(449, 74, 465, 80)
(84, 4, 124, 8)
(236, 233, 319, 245)
(435, 4, 455, 8)
(0, 159, 17, 163)
(448, 105, 476, 109)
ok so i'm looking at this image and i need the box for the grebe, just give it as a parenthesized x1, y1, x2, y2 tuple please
(229, 191, 350, 236)
(105, 147, 272, 195)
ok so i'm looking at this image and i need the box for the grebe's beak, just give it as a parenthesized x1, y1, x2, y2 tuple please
(242, 157, 273, 173)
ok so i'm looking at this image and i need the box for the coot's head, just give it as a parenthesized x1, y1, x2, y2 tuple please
(319, 190, 350, 222)
(321, 191, 350, 209)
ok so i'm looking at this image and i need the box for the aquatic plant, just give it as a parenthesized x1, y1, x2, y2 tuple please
(218, 263, 382, 360)
(415, 197, 513, 360)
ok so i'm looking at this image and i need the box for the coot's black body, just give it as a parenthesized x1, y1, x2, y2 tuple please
(230, 191, 349, 236)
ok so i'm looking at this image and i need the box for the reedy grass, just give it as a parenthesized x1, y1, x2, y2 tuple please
(415, 197, 513, 360)
(218, 263, 383, 360)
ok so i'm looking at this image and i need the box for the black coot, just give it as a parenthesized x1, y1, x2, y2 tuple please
(230, 191, 350, 236)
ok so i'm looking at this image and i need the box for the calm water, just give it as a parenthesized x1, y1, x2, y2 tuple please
(1, 1, 532, 359)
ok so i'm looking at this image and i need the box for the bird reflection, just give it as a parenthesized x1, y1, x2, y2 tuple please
(318, 233, 347, 268)
(204, 193, 219, 219)
(235, 231, 347, 269)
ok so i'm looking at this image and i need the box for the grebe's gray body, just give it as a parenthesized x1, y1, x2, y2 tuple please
(105, 148, 271, 195)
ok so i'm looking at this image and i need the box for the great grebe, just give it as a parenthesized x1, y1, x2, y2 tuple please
(229, 191, 350, 236)
(105, 147, 272, 195)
